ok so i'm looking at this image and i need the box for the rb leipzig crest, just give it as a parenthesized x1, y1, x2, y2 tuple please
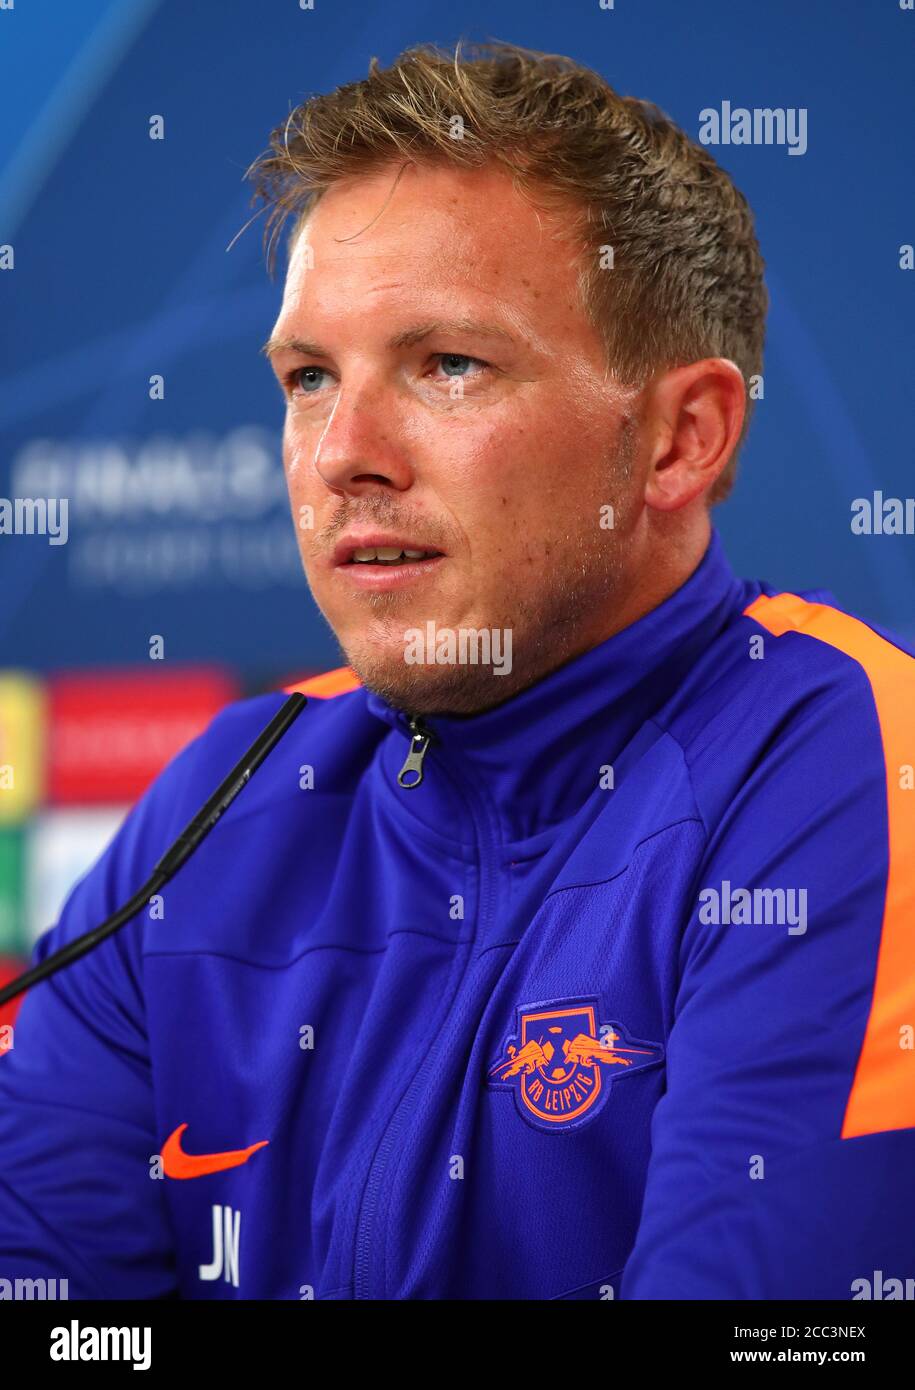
(488, 998, 663, 1132)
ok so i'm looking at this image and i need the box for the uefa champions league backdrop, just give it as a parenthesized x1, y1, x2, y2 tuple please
(2, 0, 914, 668)
(0, 1, 913, 966)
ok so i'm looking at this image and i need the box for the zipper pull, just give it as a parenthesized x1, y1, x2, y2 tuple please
(397, 715, 434, 789)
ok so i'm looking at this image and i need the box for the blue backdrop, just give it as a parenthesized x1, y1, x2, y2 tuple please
(2, 0, 913, 674)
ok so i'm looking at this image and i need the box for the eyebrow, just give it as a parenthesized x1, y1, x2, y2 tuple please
(261, 318, 518, 359)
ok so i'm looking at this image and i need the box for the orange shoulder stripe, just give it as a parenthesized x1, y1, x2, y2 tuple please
(744, 592, 915, 1138)
(283, 666, 362, 699)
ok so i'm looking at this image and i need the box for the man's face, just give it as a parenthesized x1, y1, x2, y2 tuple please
(267, 160, 644, 714)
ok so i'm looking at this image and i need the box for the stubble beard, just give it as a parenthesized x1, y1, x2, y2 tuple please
(329, 516, 631, 717)
(310, 419, 637, 716)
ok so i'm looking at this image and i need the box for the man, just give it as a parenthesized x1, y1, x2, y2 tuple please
(1, 41, 913, 1301)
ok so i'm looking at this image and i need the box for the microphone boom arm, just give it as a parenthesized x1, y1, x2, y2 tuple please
(0, 692, 308, 1009)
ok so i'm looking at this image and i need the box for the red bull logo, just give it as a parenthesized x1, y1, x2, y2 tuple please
(488, 999, 663, 1131)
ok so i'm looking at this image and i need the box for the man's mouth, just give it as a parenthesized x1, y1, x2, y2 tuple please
(346, 546, 442, 567)
(330, 534, 446, 589)
(332, 533, 445, 567)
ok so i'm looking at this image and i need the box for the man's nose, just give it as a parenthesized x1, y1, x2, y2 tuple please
(312, 382, 413, 497)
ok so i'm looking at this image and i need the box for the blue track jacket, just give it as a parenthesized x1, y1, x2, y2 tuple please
(2, 529, 914, 1300)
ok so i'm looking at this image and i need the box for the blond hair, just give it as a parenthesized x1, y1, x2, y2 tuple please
(248, 40, 767, 503)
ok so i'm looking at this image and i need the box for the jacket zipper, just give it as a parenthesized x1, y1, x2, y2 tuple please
(354, 723, 498, 1298)
(396, 714, 435, 788)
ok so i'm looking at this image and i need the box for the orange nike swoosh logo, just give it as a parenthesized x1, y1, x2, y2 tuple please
(161, 1123, 269, 1179)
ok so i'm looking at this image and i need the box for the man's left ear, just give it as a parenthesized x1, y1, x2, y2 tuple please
(643, 359, 746, 512)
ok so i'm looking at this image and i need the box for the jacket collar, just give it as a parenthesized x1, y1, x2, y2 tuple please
(364, 529, 746, 844)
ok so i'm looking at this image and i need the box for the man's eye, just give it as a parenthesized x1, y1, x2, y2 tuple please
(282, 355, 490, 396)
(430, 354, 489, 380)
(286, 366, 331, 395)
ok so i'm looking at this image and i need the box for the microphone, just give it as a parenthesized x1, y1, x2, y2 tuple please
(0, 692, 308, 1009)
